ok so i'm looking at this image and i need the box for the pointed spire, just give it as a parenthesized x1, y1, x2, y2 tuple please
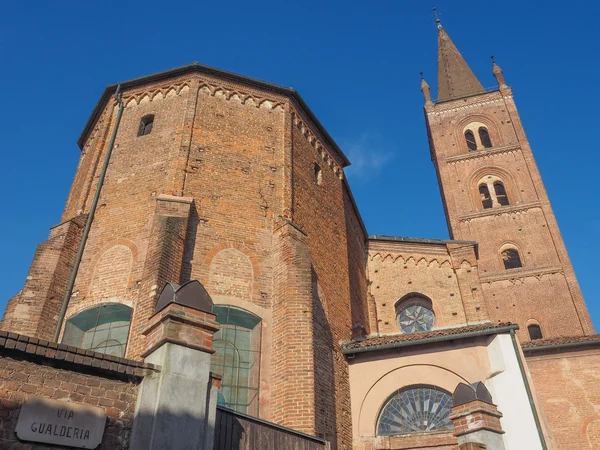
(420, 72, 433, 105)
(491, 56, 508, 89)
(437, 17, 485, 102)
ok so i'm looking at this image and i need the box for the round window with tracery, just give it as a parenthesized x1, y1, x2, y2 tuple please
(396, 296, 435, 333)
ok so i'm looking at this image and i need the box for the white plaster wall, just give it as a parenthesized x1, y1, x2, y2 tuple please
(485, 334, 543, 450)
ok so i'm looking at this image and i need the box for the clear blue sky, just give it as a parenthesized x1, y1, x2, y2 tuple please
(1, 1, 598, 328)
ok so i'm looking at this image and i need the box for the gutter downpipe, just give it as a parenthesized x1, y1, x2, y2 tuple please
(53, 85, 124, 342)
(510, 329, 548, 450)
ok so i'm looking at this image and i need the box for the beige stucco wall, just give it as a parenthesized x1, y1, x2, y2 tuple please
(348, 337, 492, 439)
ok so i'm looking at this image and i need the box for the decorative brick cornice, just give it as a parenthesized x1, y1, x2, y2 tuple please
(480, 266, 563, 284)
(446, 144, 521, 164)
(426, 92, 509, 117)
(458, 202, 541, 222)
(292, 112, 344, 180)
(0, 330, 159, 378)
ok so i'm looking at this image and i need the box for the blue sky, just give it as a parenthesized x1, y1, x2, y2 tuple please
(1, 1, 599, 327)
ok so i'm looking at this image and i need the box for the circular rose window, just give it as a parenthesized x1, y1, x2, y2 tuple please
(396, 297, 435, 333)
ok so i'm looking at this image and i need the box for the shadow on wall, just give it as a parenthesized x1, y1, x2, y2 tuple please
(312, 268, 338, 449)
(181, 206, 200, 284)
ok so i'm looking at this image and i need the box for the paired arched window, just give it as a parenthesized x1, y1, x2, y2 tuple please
(395, 295, 435, 333)
(477, 178, 510, 209)
(62, 303, 132, 358)
(528, 324, 543, 340)
(377, 385, 453, 435)
(137, 114, 154, 136)
(210, 305, 261, 416)
(464, 126, 492, 150)
(502, 248, 523, 269)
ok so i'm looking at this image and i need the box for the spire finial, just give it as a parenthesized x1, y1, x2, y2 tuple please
(491, 56, 507, 89)
(420, 71, 424, 80)
(433, 7, 442, 28)
(420, 72, 433, 105)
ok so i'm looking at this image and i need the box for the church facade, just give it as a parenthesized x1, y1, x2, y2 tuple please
(2, 21, 600, 450)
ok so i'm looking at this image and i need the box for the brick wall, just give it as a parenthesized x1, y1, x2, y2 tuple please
(367, 239, 487, 335)
(0, 333, 151, 449)
(2, 215, 86, 340)
(525, 347, 600, 449)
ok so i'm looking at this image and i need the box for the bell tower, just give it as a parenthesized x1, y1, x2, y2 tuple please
(422, 20, 594, 340)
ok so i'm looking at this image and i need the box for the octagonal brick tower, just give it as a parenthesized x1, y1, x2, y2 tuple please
(422, 23, 594, 340)
(2, 63, 370, 449)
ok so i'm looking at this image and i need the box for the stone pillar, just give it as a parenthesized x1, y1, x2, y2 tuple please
(450, 383, 505, 450)
(130, 281, 220, 450)
(1, 215, 86, 340)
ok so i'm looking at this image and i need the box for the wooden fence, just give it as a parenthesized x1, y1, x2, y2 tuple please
(214, 406, 329, 450)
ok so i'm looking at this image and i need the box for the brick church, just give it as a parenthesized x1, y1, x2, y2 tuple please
(1, 18, 599, 450)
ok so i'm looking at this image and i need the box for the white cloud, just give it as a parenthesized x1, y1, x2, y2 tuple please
(341, 131, 396, 181)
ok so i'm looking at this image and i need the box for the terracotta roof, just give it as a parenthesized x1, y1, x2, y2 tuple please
(522, 334, 600, 351)
(437, 26, 486, 102)
(343, 322, 516, 354)
(0, 330, 159, 378)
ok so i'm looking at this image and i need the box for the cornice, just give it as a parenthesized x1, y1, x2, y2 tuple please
(426, 92, 510, 117)
(480, 266, 563, 284)
(446, 144, 521, 164)
(458, 202, 542, 222)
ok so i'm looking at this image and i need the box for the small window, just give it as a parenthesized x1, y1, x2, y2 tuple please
(314, 164, 322, 185)
(396, 295, 435, 333)
(479, 184, 493, 209)
(528, 324, 543, 340)
(479, 127, 492, 148)
(137, 114, 154, 136)
(465, 130, 477, 151)
(494, 182, 509, 206)
(502, 248, 522, 270)
(62, 303, 132, 357)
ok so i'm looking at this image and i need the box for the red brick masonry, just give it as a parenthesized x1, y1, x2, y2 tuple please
(0, 331, 159, 449)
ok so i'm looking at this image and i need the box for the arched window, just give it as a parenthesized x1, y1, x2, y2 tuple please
(395, 295, 435, 333)
(494, 182, 509, 206)
(479, 184, 493, 209)
(464, 130, 477, 151)
(210, 305, 261, 416)
(502, 248, 523, 269)
(62, 303, 132, 357)
(137, 114, 154, 136)
(314, 163, 322, 185)
(528, 324, 543, 340)
(377, 385, 453, 435)
(479, 127, 492, 148)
